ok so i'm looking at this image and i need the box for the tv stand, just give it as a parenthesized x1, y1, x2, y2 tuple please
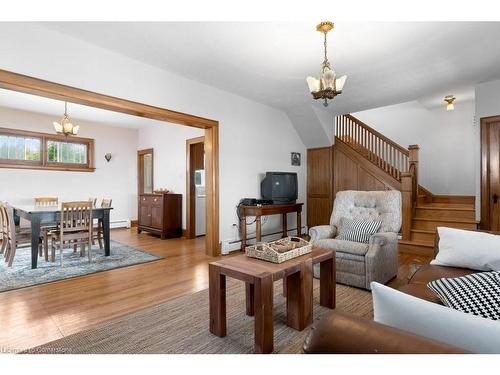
(238, 203, 303, 251)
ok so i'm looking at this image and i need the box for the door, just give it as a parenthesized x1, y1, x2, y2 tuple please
(186, 136, 205, 238)
(138, 149, 154, 195)
(140, 204, 151, 227)
(151, 205, 163, 229)
(481, 116, 500, 230)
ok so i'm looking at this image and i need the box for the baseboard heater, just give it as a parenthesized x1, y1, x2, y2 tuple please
(221, 226, 308, 255)
(110, 219, 131, 229)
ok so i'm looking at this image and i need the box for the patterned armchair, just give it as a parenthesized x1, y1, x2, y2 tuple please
(309, 190, 402, 290)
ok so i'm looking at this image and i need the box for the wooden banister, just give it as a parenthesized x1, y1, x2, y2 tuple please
(335, 114, 411, 182)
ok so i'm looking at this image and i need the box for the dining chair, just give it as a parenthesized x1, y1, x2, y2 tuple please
(0, 202, 9, 256)
(0, 202, 31, 267)
(49, 201, 93, 266)
(93, 199, 112, 249)
(89, 198, 97, 207)
(34, 197, 59, 261)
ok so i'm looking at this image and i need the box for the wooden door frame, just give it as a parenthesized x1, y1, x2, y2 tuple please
(186, 136, 205, 239)
(480, 115, 500, 230)
(137, 148, 154, 195)
(0, 69, 220, 256)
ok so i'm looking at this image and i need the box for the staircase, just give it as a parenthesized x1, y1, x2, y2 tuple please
(335, 114, 477, 256)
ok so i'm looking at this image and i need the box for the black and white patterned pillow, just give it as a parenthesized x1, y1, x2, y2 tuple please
(336, 217, 382, 244)
(428, 272, 500, 320)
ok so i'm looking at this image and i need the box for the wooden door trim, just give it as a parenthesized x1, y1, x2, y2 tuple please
(480, 115, 500, 230)
(186, 136, 205, 239)
(0, 69, 220, 256)
(137, 148, 154, 195)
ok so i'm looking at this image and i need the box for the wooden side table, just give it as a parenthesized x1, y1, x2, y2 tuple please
(238, 203, 303, 251)
(209, 248, 336, 353)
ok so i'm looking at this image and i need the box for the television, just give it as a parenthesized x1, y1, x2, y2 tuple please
(260, 172, 298, 204)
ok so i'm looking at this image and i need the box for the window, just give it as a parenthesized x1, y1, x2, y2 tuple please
(0, 127, 94, 172)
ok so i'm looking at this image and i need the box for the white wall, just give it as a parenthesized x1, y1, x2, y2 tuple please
(0, 24, 307, 246)
(353, 100, 476, 195)
(137, 122, 204, 229)
(474, 79, 500, 219)
(0, 106, 138, 222)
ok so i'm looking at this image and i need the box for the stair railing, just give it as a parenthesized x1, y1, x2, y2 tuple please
(335, 114, 410, 182)
(335, 114, 419, 241)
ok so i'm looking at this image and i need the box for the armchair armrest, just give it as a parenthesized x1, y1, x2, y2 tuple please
(303, 311, 466, 354)
(369, 231, 398, 246)
(309, 225, 337, 242)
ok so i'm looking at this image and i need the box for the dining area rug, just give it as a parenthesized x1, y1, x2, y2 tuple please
(24, 279, 373, 354)
(0, 240, 161, 292)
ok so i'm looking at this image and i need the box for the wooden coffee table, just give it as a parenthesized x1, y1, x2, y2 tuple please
(209, 247, 336, 353)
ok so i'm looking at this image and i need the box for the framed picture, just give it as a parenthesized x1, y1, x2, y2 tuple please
(291, 152, 301, 166)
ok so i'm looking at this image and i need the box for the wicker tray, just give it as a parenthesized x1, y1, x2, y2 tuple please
(245, 237, 312, 264)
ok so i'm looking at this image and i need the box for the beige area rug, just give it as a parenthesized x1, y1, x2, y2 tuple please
(26, 279, 373, 354)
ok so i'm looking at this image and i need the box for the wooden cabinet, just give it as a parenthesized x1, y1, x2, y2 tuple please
(138, 193, 182, 239)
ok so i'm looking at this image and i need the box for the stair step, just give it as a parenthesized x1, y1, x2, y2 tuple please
(399, 240, 435, 256)
(414, 207, 475, 221)
(410, 229, 436, 243)
(416, 203, 474, 210)
(412, 218, 478, 231)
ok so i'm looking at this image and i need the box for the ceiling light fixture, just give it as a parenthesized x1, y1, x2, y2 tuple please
(53, 101, 79, 136)
(444, 95, 456, 111)
(306, 21, 347, 107)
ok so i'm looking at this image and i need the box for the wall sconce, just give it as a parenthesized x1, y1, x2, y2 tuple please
(104, 153, 112, 162)
(444, 95, 456, 111)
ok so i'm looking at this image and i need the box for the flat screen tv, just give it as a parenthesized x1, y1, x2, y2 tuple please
(260, 172, 298, 204)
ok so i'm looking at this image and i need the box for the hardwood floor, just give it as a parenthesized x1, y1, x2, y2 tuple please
(0, 228, 430, 352)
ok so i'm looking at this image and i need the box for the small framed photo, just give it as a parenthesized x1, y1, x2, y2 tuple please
(291, 152, 301, 166)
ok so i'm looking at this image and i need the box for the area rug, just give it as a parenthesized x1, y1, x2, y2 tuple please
(25, 279, 373, 354)
(0, 240, 161, 293)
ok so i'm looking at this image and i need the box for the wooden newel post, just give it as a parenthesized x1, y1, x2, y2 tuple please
(408, 144, 419, 183)
(401, 172, 413, 241)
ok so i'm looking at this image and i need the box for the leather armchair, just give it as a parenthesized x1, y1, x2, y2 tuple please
(309, 190, 402, 289)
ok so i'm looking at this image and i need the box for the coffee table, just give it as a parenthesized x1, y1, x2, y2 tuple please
(209, 247, 336, 353)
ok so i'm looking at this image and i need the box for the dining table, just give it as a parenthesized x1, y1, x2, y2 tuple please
(12, 204, 113, 269)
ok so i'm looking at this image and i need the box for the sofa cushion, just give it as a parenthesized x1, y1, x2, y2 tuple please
(314, 238, 369, 256)
(431, 227, 500, 271)
(372, 282, 500, 353)
(428, 272, 500, 320)
(336, 217, 381, 244)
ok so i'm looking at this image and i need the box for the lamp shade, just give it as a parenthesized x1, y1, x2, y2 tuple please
(306, 76, 320, 93)
(335, 75, 347, 91)
(53, 121, 63, 133)
(322, 68, 336, 90)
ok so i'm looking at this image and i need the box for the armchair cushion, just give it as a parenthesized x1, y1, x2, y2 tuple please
(314, 238, 369, 256)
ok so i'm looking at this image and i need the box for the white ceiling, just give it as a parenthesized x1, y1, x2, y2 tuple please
(0, 88, 168, 129)
(43, 22, 500, 115)
(3, 22, 500, 146)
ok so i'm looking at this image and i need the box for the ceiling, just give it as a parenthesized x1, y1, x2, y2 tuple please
(0, 88, 170, 129)
(3, 22, 500, 146)
(43, 22, 500, 114)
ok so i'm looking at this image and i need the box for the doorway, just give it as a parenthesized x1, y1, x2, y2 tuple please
(480, 115, 500, 230)
(137, 148, 154, 195)
(186, 136, 205, 238)
(0, 69, 220, 256)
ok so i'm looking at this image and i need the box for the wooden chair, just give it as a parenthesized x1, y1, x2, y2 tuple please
(34, 197, 59, 206)
(34, 197, 59, 260)
(89, 198, 97, 207)
(93, 199, 112, 249)
(0, 202, 31, 267)
(0, 202, 9, 256)
(49, 201, 93, 266)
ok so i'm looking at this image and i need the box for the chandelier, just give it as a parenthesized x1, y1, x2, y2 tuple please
(306, 21, 347, 107)
(444, 95, 456, 111)
(53, 101, 79, 136)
